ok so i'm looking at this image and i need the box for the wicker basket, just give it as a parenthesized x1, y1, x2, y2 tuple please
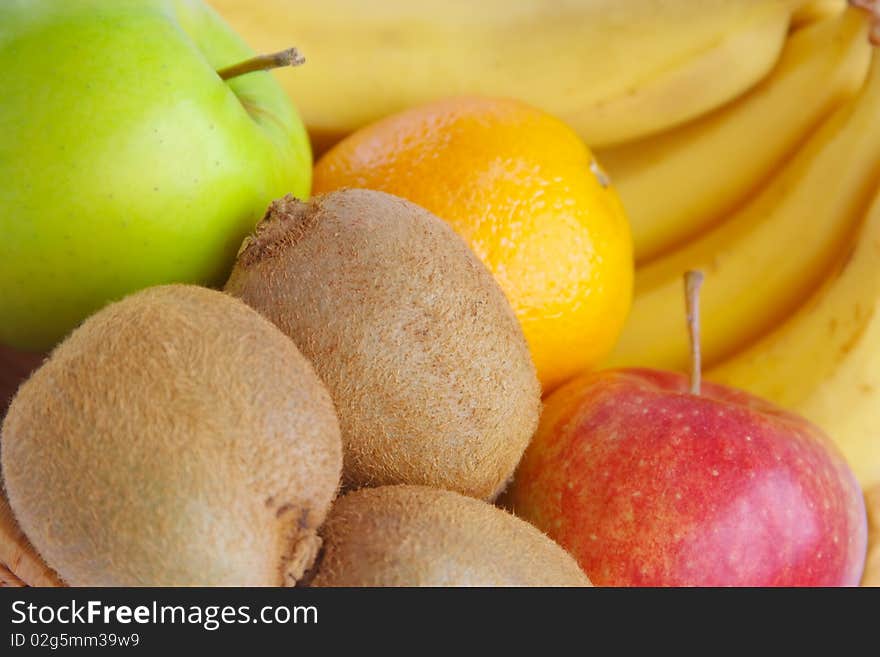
(0, 488, 64, 587)
(0, 562, 24, 587)
(864, 485, 880, 587)
(1, 345, 62, 587)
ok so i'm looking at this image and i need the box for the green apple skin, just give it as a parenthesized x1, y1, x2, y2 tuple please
(0, 0, 311, 351)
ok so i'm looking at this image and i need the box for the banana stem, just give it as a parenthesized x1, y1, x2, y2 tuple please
(217, 48, 305, 81)
(684, 270, 705, 395)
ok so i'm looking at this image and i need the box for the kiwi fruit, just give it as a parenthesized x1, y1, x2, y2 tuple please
(308, 485, 591, 587)
(225, 189, 541, 500)
(0, 284, 342, 587)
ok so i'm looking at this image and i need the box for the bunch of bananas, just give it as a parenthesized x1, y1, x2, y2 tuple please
(207, 0, 879, 490)
(598, 1, 880, 493)
(208, 0, 823, 150)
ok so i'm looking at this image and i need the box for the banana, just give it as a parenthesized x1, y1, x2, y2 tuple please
(206, 0, 807, 150)
(604, 47, 880, 374)
(709, 184, 880, 490)
(597, 8, 871, 264)
(792, 0, 847, 28)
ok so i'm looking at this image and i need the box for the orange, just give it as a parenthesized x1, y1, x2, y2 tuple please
(313, 96, 633, 392)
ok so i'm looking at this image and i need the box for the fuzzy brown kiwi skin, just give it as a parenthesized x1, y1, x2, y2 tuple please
(308, 485, 591, 587)
(0, 284, 342, 587)
(225, 189, 542, 501)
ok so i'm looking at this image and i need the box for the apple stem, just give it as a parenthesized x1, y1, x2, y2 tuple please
(217, 48, 305, 81)
(684, 270, 705, 396)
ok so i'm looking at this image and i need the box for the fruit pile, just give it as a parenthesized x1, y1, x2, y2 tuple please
(0, 0, 878, 587)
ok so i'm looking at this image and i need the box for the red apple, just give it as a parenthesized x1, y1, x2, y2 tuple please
(506, 367, 867, 586)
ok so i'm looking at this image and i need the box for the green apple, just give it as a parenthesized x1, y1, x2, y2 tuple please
(0, 0, 311, 351)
